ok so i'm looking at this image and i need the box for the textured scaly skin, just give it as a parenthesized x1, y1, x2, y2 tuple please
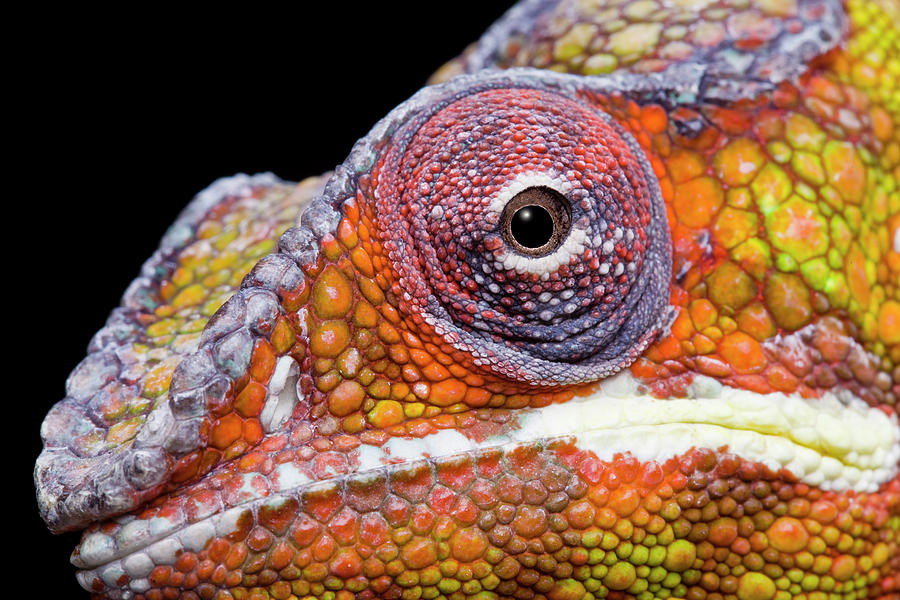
(35, 1, 900, 599)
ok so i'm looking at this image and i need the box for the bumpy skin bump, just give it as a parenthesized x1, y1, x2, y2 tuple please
(35, 0, 900, 598)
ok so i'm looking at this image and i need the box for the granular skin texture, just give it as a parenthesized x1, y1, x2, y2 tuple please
(82, 446, 900, 600)
(35, 0, 900, 598)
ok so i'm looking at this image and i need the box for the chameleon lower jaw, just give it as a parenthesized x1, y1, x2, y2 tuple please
(71, 373, 900, 598)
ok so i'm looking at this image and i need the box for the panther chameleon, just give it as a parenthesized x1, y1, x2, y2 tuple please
(34, 0, 900, 599)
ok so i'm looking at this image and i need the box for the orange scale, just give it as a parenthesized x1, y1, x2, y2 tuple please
(552, 389, 577, 404)
(418, 360, 447, 381)
(158, 280, 178, 303)
(332, 434, 361, 452)
(335, 262, 357, 287)
(673, 176, 725, 229)
(237, 450, 268, 473)
(289, 518, 321, 550)
(407, 420, 435, 438)
(249, 341, 277, 383)
(645, 334, 684, 363)
(196, 448, 221, 478)
(764, 364, 800, 393)
(449, 363, 472, 379)
(148, 566, 173, 588)
(736, 304, 776, 343)
(222, 541, 250, 570)
(877, 301, 900, 346)
(767, 516, 810, 553)
(669, 310, 695, 340)
(222, 569, 243, 588)
(871, 105, 894, 142)
(625, 100, 641, 119)
(629, 357, 665, 380)
(320, 236, 344, 262)
(234, 381, 267, 418)
(667, 149, 707, 183)
(432, 414, 457, 429)
(692, 334, 717, 355)
(695, 355, 733, 378)
(357, 226, 373, 250)
(342, 199, 359, 224)
(328, 548, 363, 579)
(174, 552, 199, 574)
(349, 247, 375, 278)
(417, 383, 438, 405)
(231, 372, 252, 400)
(328, 513, 359, 547)
(429, 378, 468, 407)
(704, 106, 754, 135)
(609, 487, 641, 518)
(528, 394, 553, 409)
(717, 331, 766, 374)
(772, 82, 800, 108)
(449, 526, 489, 562)
(311, 266, 354, 320)
(353, 302, 378, 329)
(206, 539, 231, 566)
(336, 218, 358, 249)
(375, 322, 400, 345)
(730, 374, 773, 395)
(309, 321, 351, 358)
(260, 436, 288, 456)
(306, 490, 344, 527)
(667, 472, 689, 493)
(640, 104, 668, 134)
(460, 387, 490, 408)
(327, 380, 365, 417)
(279, 283, 308, 314)
(636, 130, 653, 152)
(400, 330, 423, 349)
(310, 534, 337, 563)
(388, 344, 410, 365)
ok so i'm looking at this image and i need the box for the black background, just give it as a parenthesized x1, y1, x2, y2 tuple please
(14, 3, 514, 594)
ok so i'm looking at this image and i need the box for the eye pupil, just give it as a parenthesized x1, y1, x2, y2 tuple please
(511, 205, 554, 249)
(500, 186, 571, 256)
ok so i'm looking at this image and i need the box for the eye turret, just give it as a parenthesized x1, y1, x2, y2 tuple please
(367, 78, 671, 384)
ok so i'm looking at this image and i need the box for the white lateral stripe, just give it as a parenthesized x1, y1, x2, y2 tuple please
(365, 373, 900, 494)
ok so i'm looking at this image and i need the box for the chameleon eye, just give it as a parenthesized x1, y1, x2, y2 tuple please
(368, 76, 671, 382)
(501, 186, 571, 256)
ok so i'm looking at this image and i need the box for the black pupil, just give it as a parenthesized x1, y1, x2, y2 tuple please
(510, 205, 554, 249)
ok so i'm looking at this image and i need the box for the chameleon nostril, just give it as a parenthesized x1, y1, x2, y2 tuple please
(501, 186, 571, 256)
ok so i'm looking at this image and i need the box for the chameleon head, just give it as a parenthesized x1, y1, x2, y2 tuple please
(36, 66, 900, 599)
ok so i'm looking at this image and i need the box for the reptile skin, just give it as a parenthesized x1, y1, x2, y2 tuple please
(35, 1, 900, 599)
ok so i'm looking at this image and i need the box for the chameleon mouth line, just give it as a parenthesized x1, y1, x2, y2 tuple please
(73, 373, 900, 582)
